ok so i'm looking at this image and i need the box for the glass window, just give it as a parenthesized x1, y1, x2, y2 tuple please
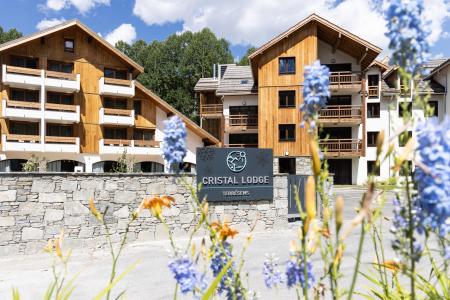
(46, 124, 73, 137)
(47, 92, 74, 105)
(228, 133, 258, 146)
(279, 124, 296, 141)
(133, 129, 154, 141)
(134, 100, 142, 115)
(48, 60, 74, 73)
(10, 56, 38, 69)
(399, 102, 412, 117)
(10, 121, 39, 135)
(104, 68, 128, 79)
(279, 57, 295, 75)
(64, 39, 74, 53)
(229, 106, 257, 116)
(367, 103, 380, 118)
(104, 127, 127, 139)
(138, 161, 164, 173)
(367, 131, 379, 147)
(367, 161, 380, 176)
(11, 89, 39, 102)
(279, 91, 296, 108)
(104, 98, 127, 109)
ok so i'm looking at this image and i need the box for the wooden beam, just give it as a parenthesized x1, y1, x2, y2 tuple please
(358, 47, 369, 65)
(332, 33, 342, 53)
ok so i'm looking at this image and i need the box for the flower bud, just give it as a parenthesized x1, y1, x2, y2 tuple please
(335, 196, 344, 233)
(305, 176, 316, 220)
(376, 130, 385, 158)
(309, 140, 321, 176)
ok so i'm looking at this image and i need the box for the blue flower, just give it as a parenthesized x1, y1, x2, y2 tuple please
(285, 255, 314, 289)
(162, 115, 187, 170)
(415, 117, 450, 237)
(301, 60, 330, 129)
(384, 0, 430, 75)
(168, 256, 207, 294)
(262, 254, 283, 288)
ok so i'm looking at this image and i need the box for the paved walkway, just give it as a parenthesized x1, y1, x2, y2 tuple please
(0, 187, 434, 299)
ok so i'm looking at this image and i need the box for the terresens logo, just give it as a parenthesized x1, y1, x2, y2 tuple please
(226, 151, 246, 172)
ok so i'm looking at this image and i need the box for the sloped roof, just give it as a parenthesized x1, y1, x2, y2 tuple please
(216, 65, 257, 95)
(0, 19, 144, 73)
(194, 78, 219, 92)
(423, 58, 450, 80)
(135, 82, 220, 146)
(249, 14, 382, 75)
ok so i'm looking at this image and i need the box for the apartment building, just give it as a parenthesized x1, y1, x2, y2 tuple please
(0, 20, 219, 173)
(195, 14, 448, 185)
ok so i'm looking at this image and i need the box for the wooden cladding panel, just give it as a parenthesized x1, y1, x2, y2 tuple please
(134, 89, 157, 128)
(257, 23, 317, 157)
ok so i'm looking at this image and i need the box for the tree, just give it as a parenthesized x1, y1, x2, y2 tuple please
(0, 26, 22, 44)
(116, 28, 234, 121)
(237, 47, 256, 66)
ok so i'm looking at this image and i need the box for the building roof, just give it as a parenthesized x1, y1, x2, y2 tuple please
(135, 82, 220, 146)
(0, 19, 144, 73)
(248, 14, 382, 75)
(423, 58, 450, 80)
(194, 78, 219, 92)
(216, 65, 257, 95)
(368, 60, 389, 72)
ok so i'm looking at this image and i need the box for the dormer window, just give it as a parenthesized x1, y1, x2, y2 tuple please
(64, 39, 74, 53)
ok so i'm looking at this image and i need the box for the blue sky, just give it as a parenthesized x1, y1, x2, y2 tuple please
(1, 0, 449, 62)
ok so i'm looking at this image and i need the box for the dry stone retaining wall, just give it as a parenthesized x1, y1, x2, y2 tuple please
(0, 173, 289, 255)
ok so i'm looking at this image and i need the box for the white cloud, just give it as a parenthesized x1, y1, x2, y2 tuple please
(36, 18, 66, 31)
(133, 0, 450, 57)
(105, 24, 137, 45)
(44, 0, 110, 14)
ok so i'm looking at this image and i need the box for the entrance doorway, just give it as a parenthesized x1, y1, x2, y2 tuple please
(328, 159, 352, 185)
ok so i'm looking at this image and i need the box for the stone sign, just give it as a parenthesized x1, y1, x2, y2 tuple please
(196, 148, 273, 202)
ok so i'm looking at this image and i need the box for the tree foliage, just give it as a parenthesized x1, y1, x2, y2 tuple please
(0, 26, 22, 44)
(237, 47, 256, 66)
(116, 29, 234, 120)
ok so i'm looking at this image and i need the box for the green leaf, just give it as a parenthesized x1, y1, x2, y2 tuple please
(201, 260, 232, 300)
(92, 259, 141, 300)
(11, 287, 20, 300)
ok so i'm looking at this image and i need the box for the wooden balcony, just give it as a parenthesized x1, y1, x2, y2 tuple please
(99, 139, 161, 155)
(6, 65, 41, 76)
(319, 139, 362, 157)
(104, 77, 132, 87)
(103, 139, 132, 146)
(329, 72, 361, 91)
(45, 70, 77, 81)
(6, 100, 40, 109)
(99, 107, 135, 126)
(5, 134, 40, 143)
(225, 115, 258, 132)
(134, 140, 160, 147)
(318, 105, 362, 125)
(45, 103, 78, 112)
(99, 77, 135, 97)
(226, 143, 258, 148)
(368, 86, 379, 98)
(45, 136, 78, 144)
(104, 108, 133, 116)
(200, 103, 223, 117)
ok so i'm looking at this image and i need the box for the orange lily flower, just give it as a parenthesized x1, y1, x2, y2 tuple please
(211, 220, 238, 241)
(140, 195, 175, 219)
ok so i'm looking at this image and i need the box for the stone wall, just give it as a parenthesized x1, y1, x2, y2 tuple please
(0, 173, 288, 255)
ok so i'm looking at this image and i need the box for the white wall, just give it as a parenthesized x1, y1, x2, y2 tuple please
(222, 94, 258, 145)
(318, 39, 361, 72)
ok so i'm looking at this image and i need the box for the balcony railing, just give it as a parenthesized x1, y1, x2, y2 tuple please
(6, 100, 40, 109)
(319, 139, 362, 157)
(45, 136, 78, 144)
(5, 134, 40, 143)
(226, 143, 258, 148)
(318, 105, 362, 124)
(45, 103, 78, 112)
(2, 65, 80, 92)
(2, 99, 80, 122)
(225, 115, 258, 131)
(329, 72, 361, 89)
(368, 86, 379, 98)
(200, 103, 223, 116)
(99, 139, 162, 155)
(1, 134, 80, 152)
(99, 107, 135, 126)
(99, 77, 135, 97)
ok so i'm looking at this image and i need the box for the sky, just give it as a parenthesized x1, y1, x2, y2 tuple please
(0, 0, 449, 62)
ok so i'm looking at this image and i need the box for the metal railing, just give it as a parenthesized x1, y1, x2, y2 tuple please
(319, 139, 362, 156)
(318, 105, 362, 123)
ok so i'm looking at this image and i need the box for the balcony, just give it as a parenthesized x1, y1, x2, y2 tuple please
(368, 86, 379, 98)
(99, 108, 135, 126)
(99, 139, 161, 155)
(44, 70, 80, 93)
(225, 143, 258, 148)
(2, 134, 42, 152)
(329, 72, 361, 92)
(2, 99, 42, 120)
(2, 65, 80, 92)
(44, 136, 80, 153)
(225, 115, 258, 132)
(99, 77, 135, 98)
(200, 103, 223, 117)
(44, 103, 80, 123)
(318, 105, 362, 125)
(2, 65, 42, 89)
(319, 139, 362, 157)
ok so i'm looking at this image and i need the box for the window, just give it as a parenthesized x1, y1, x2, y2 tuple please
(138, 161, 164, 173)
(133, 129, 154, 141)
(47, 60, 73, 73)
(367, 103, 380, 118)
(279, 158, 296, 174)
(64, 39, 74, 53)
(229, 106, 257, 116)
(327, 95, 351, 106)
(104, 127, 127, 139)
(10, 55, 38, 69)
(228, 133, 258, 147)
(367, 131, 379, 147)
(9, 121, 39, 135)
(104, 68, 127, 80)
(368, 75, 380, 87)
(11, 89, 39, 102)
(104, 98, 127, 109)
(399, 131, 412, 147)
(429, 101, 438, 117)
(133, 100, 142, 116)
(279, 91, 296, 108)
(398, 102, 412, 117)
(279, 57, 295, 75)
(46, 124, 73, 137)
(324, 63, 352, 72)
(367, 161, 380, 176)
(279, 124, 295, 141)
(47, 92, 74, 105)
